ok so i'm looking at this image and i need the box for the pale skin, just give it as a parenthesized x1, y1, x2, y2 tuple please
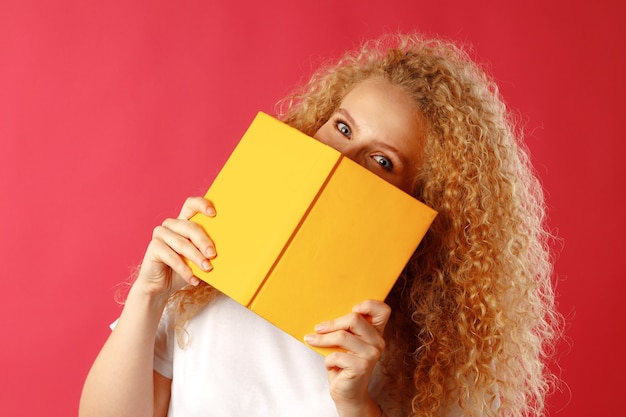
(79, 77, 425, 417)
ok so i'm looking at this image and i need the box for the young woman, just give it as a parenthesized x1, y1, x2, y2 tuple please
(79, 34, 560, 417)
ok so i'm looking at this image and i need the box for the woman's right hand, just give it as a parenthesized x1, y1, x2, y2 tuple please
(134, 196, 217, 299)
(80, 196, 215, 417)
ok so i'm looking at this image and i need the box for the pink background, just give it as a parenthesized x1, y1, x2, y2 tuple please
(1, 1, 623, 415)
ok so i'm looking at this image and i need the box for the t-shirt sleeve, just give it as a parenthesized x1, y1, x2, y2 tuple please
(153, 306, 175, 379)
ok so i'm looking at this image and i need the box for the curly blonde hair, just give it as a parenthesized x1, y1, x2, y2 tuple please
(171, 34, 561, 417)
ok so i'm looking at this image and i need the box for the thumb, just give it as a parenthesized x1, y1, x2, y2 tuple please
(352, 300, 391, 335)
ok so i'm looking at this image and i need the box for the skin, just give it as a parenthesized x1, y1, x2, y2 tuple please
(313, 77, 424, 194)
(78, 77, 426, 417)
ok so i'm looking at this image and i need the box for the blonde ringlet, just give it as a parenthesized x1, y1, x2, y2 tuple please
(168, 33, 561, 417)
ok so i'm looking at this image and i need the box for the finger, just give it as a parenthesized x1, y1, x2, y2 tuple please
(323, 351, 370, 378)
(178, 196, 216, 220)
(315, 311, 382, 342)
(153, 224, 213, 273)
(161, 217, 216, 259)
(305, 329, 383, 360)
(351, 300, 391, 335)
(145, 238, 198, 286)
(307, 313, 385, 354)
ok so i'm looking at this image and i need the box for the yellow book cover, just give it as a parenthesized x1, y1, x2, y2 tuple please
(188, 112, 437, 355)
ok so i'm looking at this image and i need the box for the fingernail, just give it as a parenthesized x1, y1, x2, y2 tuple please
(352, 304, 363, 313)
(303, 334, 315, 344)
(190, 277, 200, 286)
(206, 207, 216, 216)
(206, 247, 216, 258)
(314, 323, 327, 332)
(202, 260, 212, 271)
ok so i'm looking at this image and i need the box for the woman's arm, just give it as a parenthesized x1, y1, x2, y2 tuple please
(79, 283, 169, 417)
(78, 197, 216, 417)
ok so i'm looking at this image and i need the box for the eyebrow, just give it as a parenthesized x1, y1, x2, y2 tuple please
(336, 108, 412, 170)
(336, 108, 357, 130)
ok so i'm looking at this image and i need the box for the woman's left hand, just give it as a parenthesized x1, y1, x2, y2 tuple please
(304, 300, 391, 417)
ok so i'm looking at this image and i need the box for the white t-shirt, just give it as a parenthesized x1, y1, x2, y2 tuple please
(154, 293, 341, 417)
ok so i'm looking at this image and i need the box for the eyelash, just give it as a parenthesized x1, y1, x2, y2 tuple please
(333, 117, 395, 173)
(373, 155, 394, 171)
(335, 119, 351, 137)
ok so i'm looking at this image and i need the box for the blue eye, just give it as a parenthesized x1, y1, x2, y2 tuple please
(373, 155, 394, 171)
(336, 121, 351, 137)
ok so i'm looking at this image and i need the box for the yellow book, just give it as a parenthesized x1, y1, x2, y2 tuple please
(188, 112, 437, 355)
